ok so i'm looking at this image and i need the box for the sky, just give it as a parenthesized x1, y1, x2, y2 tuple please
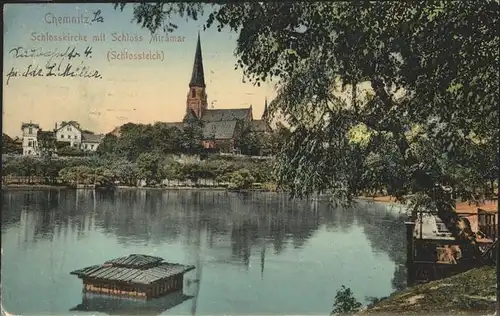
(3, 3, 276, 137)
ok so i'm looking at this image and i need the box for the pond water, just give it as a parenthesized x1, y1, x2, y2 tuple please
(1, 189, 407, 315)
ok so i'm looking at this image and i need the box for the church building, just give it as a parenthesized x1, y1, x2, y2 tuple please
(174, 32, 271, 152)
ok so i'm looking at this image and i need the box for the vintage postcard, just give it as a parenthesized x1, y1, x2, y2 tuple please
(2, 2, 498, 316)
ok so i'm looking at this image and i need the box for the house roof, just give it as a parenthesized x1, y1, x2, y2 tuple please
(21, 122, 40, 129)
(201, 108, 252, 121)
(202, 120, 238, 139)
(57, 121, 81, 132)
(82, 133, 104, 143)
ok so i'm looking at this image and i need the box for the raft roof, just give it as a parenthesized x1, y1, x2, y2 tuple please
(104, 254, 164, 268)
(70, 254, 195, 285)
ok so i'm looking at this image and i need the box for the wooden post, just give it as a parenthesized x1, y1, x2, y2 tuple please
(405, 220, 416, 287)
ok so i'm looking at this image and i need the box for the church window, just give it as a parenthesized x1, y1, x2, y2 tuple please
(191, 89, 196, 97)
(28, 127, 33, 134)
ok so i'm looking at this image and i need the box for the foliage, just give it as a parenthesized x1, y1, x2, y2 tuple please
(331, 285, 362, 315)
(37, 131, 57, 157)
(96, 121, 207, 161)
(235, 120, 263, 156)
(228, 168, 255, 190)
(114, 1, 498, 259)
(2, 133, 22, 154)
(136, 152, 163, 185)
(59, 165, 96, 185)
(96, 134, 119, 157)
(2, 154, 274, 189)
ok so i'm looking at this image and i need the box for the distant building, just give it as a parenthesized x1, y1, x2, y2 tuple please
(108, 32, 272, 153)
(20, 121, 104, 155)
(172, 32, 272, 152)
(21, 122, 40, 156)
(55, 121, 82, 147)
(55, 121, 104, 152)
(81, 133, 104, 152)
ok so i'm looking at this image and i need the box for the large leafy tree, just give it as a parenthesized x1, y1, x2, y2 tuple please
(116, 2, 499, 259)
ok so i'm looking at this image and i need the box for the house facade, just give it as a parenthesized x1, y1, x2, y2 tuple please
(55, 121, 82, 147)
(20, 121, 104, 155)
(21, 122, 40, 156)
(81, 133, 104, 152)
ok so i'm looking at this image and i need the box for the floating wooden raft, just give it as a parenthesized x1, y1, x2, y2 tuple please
(70, 254, 195, 300)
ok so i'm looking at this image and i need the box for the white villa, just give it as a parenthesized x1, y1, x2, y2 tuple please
(21, 122, 40, 156)
(21, 121, 104, 156)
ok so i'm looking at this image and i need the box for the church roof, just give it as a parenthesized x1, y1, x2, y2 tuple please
(249, 120, 271, 133)
(202, 120, 239, 139)
(189, 32, 206, 88)
(201, 108, 251, 121)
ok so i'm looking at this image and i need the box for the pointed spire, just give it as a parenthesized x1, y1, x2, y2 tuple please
(189, 31, 206, 88)
(262, 97, 269, 119)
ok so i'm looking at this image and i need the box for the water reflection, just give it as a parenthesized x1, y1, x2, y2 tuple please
(1, 189, 407, 315)
(70, 291, 194, 316)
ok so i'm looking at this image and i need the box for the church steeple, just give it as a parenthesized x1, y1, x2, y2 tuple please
(262, 97, 269, 120)
(189, 31, 206, 88)
(185, 31, 208, 120)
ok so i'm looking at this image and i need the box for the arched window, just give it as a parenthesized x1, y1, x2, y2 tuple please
(191, 89, 196, 97)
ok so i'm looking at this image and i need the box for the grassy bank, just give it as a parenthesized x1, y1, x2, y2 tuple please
(360, 266, 496, 315)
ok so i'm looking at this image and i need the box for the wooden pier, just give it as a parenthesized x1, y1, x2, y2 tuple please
(70, 254, 195, 300)
(405, 203, 497, 286)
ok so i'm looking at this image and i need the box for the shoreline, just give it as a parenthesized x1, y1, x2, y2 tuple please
(1, 183, 279, 193)
(3, 184, 497, 212)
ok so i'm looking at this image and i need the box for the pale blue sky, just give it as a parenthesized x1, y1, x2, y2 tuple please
(3, 3, 276, 137)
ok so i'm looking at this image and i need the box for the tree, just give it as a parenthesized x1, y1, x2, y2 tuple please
(181, 118, 204, 155)
(228, 168, 255, 190)
(58, 165, 95, 185)
(151, 123, 183, 154)
(96, 134, 120, 157)
(331, 285, 362, 315)
(235, 120, 262, 156)
(118, 2, 498, 259)
(110, 158, 139, 186)
(161, 157, 183, 184)
(2, 133, 22, 154)
(37, 131, 57, 157)
(136, 152, 163, 185)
